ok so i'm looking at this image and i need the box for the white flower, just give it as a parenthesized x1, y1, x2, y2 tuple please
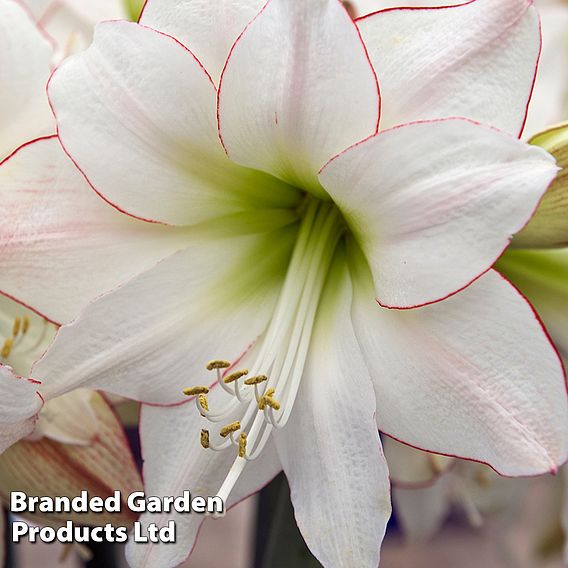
(0, 0, 137, 452)
(0, 0, 54, 448)
(390, 448, 527, 544)
(1, 1, 567, 567)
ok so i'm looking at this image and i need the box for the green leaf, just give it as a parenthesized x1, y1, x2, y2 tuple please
(513, 122, 568, 249)
(122, 0, 145, 22)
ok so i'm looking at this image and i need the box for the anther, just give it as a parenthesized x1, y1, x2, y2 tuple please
(238, 432, 247, 458)
(12, 317, 21, 337)
(258, 388, 281, 411)
(220, 421, 241, 438)
(200, 429, 210, 449)
(22, 316, 30, 334)
(265, 397, 281, 411)
(1, 338, 13, 359)
(183, 386, 210, 396)
(206, 360, 231, 371)
(198, 394, 209, 412)
(244, 375, 268, 386)
(223, 370, 248, 384)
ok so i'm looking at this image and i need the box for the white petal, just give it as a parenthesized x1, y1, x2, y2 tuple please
(126, 398, 281, 568)
(20, 0, 52, 19)
(0, 0, 54, 158)
(33, 229, 295, 404)
(217, 0, 380, 198)
(48, 20, 298, 226)
(357, 0, 540, 135)
(320, 118, 558, 308)
(0, 365, 42, 453)
(392, 480, 450, 543)
(52, 0, 125, 22)
(139, 0, 265, 82)
(0, 136, 192, 324)
(274, 255, 391, 568)
(37, 2, 94, 61)
(351, 264, 568, 477)
(26, 0, 125, 22)
(350, 0, 455, 18)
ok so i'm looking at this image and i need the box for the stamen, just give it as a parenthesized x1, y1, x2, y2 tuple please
(200, 429, 210, 449)
(194, 201, 343, 506)
(183, 386, 210, 396)
(258, 388, 281, 411)
(1, 338, 13, 359)
(22, 316, 30, 334)
(220, 421, 241, 438)
(244, 375, 268, 386)
(198, 394, 209, 412)
(238, 433, 247, 458)
(12, 317, 21, 337)
(223, 370, 248, 384)
(264, 397, 281, 411)
(206, 360, 231, 371)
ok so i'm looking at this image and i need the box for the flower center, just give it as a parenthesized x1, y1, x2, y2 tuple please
(184, 199, 344, 503)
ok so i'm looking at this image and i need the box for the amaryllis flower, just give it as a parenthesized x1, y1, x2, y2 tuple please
(0, 0, 54, 449)
(394, 452, 527, 543)
(0, 296, 143, 527)
(1, 0, 568, 566)
(0, 1, 142, 508)
(0, 391, 143, 528)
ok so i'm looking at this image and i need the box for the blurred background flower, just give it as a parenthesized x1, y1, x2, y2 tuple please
(0, 3, 144, 565)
